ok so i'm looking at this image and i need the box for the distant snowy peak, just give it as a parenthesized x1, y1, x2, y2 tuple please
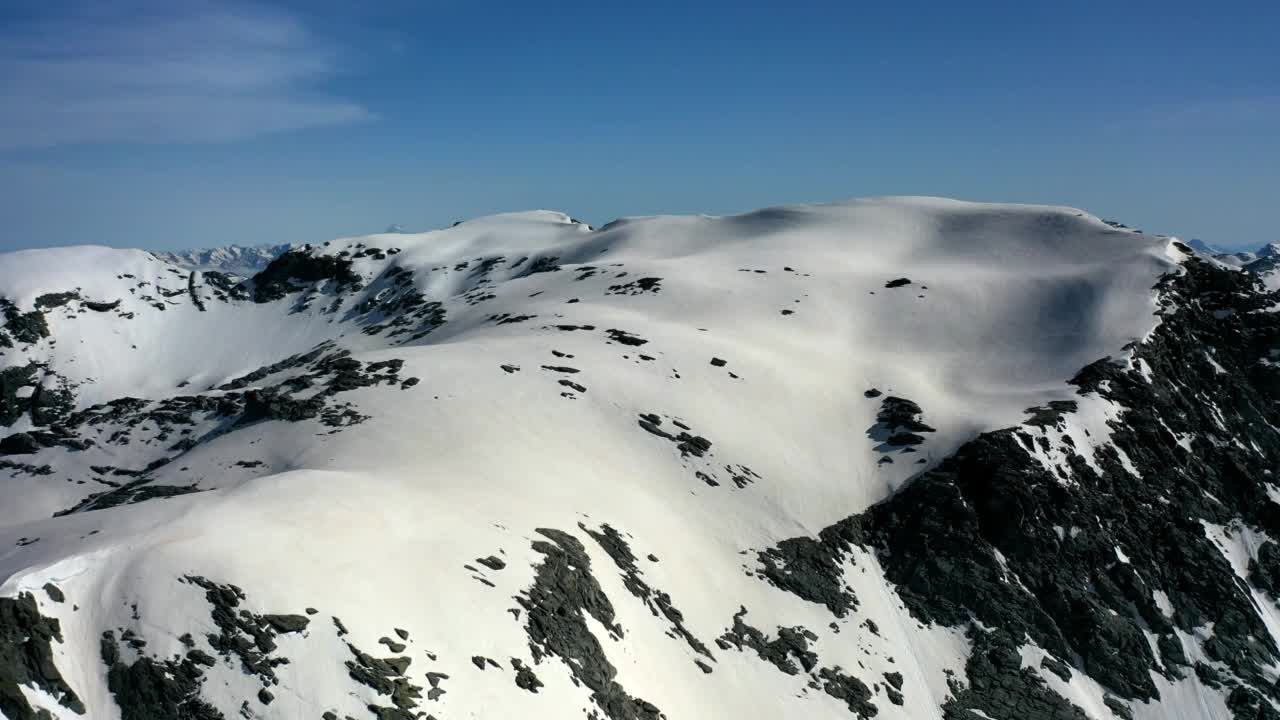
(153, 243, 292, 276)
(1184, 235, 1280, 300)
(1244, 244, 1280, 269)
(1194, 241, 1280, 269)
(1244, 250, 1280, 291)
(1185, 239, 1222, 255)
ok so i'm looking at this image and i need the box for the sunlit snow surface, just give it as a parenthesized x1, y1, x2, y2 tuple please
(0, 197, 1207, 719)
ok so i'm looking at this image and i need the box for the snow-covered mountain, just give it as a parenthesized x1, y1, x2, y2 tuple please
(1242, 244, 1280, 277)
(152, 244, 292, 277)
(1185, 241, 1280, 290)
(1193, 241, 1280, 268)
(2, 197, 1279, 720)
(1185, 239, 1223, 255)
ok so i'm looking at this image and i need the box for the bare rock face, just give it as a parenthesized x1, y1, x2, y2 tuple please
(1, 593, 85, 720)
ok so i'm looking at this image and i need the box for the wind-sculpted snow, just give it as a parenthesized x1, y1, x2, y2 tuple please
(1, 197, 1275, 719)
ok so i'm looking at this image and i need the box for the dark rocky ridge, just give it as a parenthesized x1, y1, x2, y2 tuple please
(8, 344, 414, 516)
(754, 255, 1280, 717)
(582, 522, 713, 661)
(344, 639, 423, 719)
(1, 593, 85, 720)
(250, 249, 364, 303)
(943, 627, 1088, 720)
(714, 606, 878, 718)
(102, 629, 224, 720)
(517, 528, 663, 720)
(636, 412, 761, 489)
(0, 299, 50, 345)
(1, 362, 77, 433)
(182, 575, 301, 685)
(88, 573, 438, 720)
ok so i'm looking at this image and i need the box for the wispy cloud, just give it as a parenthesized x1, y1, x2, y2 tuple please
(0, 1, 372, 150)
(1161, 97, 1280, 128)
(1134, 96, 1280, 133)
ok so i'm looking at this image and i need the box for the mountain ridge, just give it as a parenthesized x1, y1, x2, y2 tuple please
(1, 197, 1278, 720)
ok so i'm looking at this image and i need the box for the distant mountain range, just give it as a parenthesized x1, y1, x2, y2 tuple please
(1185, 240, 1280, 288)
(155, 228, 410, 277)
(1187, 239, 1280, 264)
(152, 243, 292, 277)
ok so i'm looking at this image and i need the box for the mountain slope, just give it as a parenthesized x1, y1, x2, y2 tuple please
(1, 197, 1276, 720)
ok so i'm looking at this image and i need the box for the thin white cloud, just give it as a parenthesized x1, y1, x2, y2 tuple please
(1127, 96, 1280, 133)
(1158, 96, 1280, 128)
(0, 1, 372, 150)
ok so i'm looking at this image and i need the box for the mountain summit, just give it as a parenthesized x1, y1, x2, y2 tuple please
(2, 197, 1278, 720)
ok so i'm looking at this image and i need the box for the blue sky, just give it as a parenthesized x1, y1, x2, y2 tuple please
(0, 0, 1276, 252)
